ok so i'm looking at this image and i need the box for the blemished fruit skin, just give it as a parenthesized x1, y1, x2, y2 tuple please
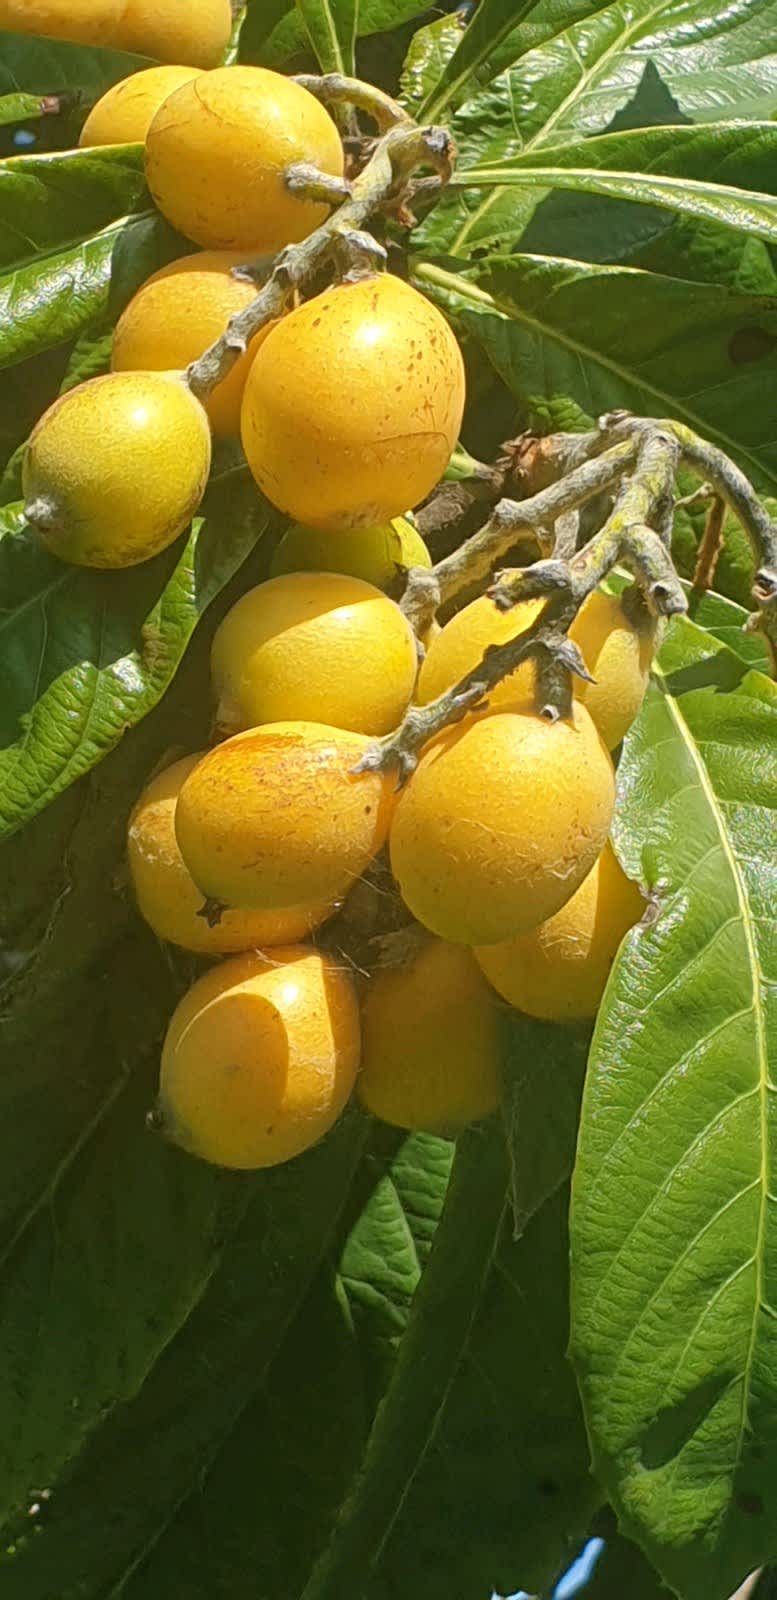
(211, 572, 419, 737)
(128, 756, 332, 954)
(417, 595, 545, 709)
(112, 252, 276, 438)
(175, 722, 396, 913)
(475, 841, 644, 1023)
(80, 66, 200, 148)
(241, 275, 466, 531)
(145, 67, 344, 252)
(357, 937, 503, 1135)
(270, 516, 432, 591)
(157, 947, 360, 1169)
(23, 371, 211, 569)
(0, 0, 122, 44)
(113, 0, 232, 67)
(389, 706, 616, 946)
(568, 589, 658, 749)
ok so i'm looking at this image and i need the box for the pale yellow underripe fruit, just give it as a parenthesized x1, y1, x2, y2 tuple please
(390, 706, 615, 946)
(270, 516, 432, 592)
(113, 0, 232, 67)
(112, 253, 277, 437)
(241, 274, 466, 531)
(175, 722, 396, 913)
(211, 572, 418, 737)
(145, 67, 344, 252)
(476, 841, 644, 1023)
(358, 937, 502, 1134)
(23, 371, 211, 569)
(416, 594, 546, 709)
(79, 66, 200, 147)
(128, 756, 333, 954)
(568, 589, 658, 749)
(0, 0, 122, 44)
(157, 947, 360, 1169)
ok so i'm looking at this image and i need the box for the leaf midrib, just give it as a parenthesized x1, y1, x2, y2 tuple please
(414, 259, 777, 493)
(652, 657, 770, 1481)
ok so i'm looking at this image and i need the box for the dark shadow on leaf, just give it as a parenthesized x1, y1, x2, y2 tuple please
(640, 1372, 733, 1471)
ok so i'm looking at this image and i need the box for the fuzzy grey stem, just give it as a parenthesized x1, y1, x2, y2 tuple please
(186, 120, 453, 401)
(670, 424, 777, 569)
(292, 73, 409, 131)
(400, 436, 638, 631)
(356, 617, 593, 779)
(24, 495, 61, 533)
(284, 163, 353, 203)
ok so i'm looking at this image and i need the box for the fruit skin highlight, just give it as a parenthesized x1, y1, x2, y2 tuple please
(157, 947, 360, 1170)
(112, 252, 276, 438)
(79, 66, 200, 147)
(128, 756, 332, 954)
(175, 722, 396, 913)
(23, 371, 211, 569)
(270, 516, 432, 591)
(241, 274, 466, 531)
(211, 572, 419, 738)
(568, 589, 658, 749)
(475, 841, 643, 1023)
(0, 0, 122, 44)
(417, 594, 545, 710)
(113, 0, 232, 68)
(145, 67, 345, 252)
(390, 706, 615, 947)
(358, 936, 503, 1134)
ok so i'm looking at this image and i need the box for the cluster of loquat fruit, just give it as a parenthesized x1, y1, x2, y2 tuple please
(6, 9, 653, 1171)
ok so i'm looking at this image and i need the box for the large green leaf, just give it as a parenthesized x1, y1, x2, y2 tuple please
(0, 145, 146, 270)
(103, 1130, 454, 1599)
(0, 211, 179, 372)
(0, 30, 150, 101)
(570, 618, 777, 1599)
(240, 0, 430, 70)
(294, 0, 358, 74)
(415, 257, 777, 491)
(416, 0, 777, 257)
(454, 122, 777, 249)
(338, 1128, 454, 1410)
(0, 1099, 366, 1596)
(300, 1018, 597, 1600)
(399, 12, 466, 117)
(0, 464, 269, 839)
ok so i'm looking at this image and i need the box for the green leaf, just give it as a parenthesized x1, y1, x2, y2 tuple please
(416, 0, 613, 122)
(570, 617, 777, 1599)
(116, 1261, 369, 1600)
(455, 122, 777, 249)
(240, 0, 429, 70)
(0, 1099, 366, 1595)
(0, 92, 58, 127)
(0, 212, 177, 372)
(416, 0, 777, 257)
(423, 0, 777, 125)
(399, 12, 467, 118)
(294, 0, 357, 74)
(0, 145, 147, 271)
(0, 30, 151, 102)
(301, 1016, 597, 1600)
(338, 1129, 454, 1409)
(683, 587, 771, 672)
(415, 257, 777, 491)
(0, 465, 269, 839)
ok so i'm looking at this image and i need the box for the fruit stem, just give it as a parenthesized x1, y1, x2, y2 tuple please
(400, 435, 640, 635)
(186, 119, 455, 403)
(292, 73, 410, 132)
